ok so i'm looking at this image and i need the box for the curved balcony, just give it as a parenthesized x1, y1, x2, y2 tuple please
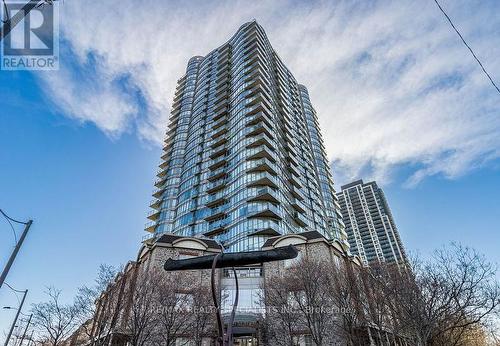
(205, 193, 227, 208)
(248, 187, 279, 203)
(247, 172, 278, 189)
(159, 160, 169, 169)
(246, 111, 272, 128)
(154, 176, 167, 187)
(247, 202, 282, 220)
(210, 144, 228, 159)
(246, 122, 274, 139)
(213, 104, 229, 122)
(212, 116, 228, 130)
(208, 167, 226, 181)
(291, 199, 306, 214)
(246, 158, 278, 176)
(288, 175, 302, 189)
(211, 125, 228, 140)
(209, 136, 228, 149)
(204, 218, 229, 237)
(147, 209, 161, 221)
(206, 178, 227, 194)
(288, 163, 300, 177)
(204, 204, 228, 222)
(247, 145, 276, 162)
(208, 155, 227, 171)
(156, 167, 168, 178)
(293, 212, 308, 227)
(290, 185, 304, 201)
(152, 186, 166, 198)
(144, 221, 156, 233)
(246, 133, 274, 150)
(149, 199, 161, 210)
(246, 100, 273, 118)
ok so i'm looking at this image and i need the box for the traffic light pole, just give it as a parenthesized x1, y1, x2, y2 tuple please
(0, 220, 33, 290)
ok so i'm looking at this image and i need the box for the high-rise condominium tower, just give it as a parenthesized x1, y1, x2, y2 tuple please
(145, 21, 348, 253)
(337, 180, 406, 265)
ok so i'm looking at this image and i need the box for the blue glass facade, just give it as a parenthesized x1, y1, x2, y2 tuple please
(146, 21, 348, 252)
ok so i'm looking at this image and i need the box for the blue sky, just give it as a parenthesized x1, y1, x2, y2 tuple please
(1, 0, 500, 335)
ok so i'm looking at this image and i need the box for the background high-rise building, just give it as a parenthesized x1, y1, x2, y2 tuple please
(337, 180, 406, 265)
(145, 21, 348, 253)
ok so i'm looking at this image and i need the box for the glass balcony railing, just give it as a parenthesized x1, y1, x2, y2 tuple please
(211, 125, 228, 139)
(247, 158, 278, 175)
(247, 172, 278, 189)
(205, 218, 229, 236)
(147, 209, 161, 221)
(209, 155, 227, 170)
(208, 167, 226, 181)
(208, 136, 228, 149)
(152, 186, 166, 198)
(293, 212, 308, 227)
(249, 187, 279, 203)
(246, 145, 276, 162)
(207, 178, 227, 193)
(149, 199, 161, 210)
(206, 192, 227, 206)
(247, 202, 282, 220)
(246, 122, 273, 138)
(291, 198, 306, 214)
(144, 221, 156, 233)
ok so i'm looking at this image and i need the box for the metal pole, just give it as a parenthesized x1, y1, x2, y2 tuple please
(211, 254, 223, 346)
(18, 314, 32, 346)
(4, 289, 28, 346)
(0, 220, 33, 289)
(26, 331, 34, 346)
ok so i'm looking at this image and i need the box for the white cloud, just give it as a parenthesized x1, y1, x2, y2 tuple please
(37, 0, 500, 186)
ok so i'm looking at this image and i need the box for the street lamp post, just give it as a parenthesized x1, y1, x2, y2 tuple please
(4, 289, 28, 346)
(0, 219, 33, 290)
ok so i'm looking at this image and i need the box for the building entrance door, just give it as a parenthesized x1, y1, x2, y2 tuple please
(233, 336, 258, 346)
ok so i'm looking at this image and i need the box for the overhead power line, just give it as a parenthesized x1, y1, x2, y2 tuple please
(433, 0, 500, 95)
(0, 209, 29, 225)
(0, 209, 18, 243)
(3, 282, 25, 293)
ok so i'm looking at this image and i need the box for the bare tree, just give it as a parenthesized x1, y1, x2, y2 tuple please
(189, 285, 215, 346)
(327, 259, 371, 346)
(377, 244, 500, 346)
(126, 270, 160, 346)
(155, 272, 200, 346)
(31, 287, 79, 346)
(264, 257, 339, 346)
(263, 273, 304, 346)
(73, 264, 118, 346)
(288, 257, 337, 346)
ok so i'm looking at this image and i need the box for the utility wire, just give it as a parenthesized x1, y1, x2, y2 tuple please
(433, 0, 500, 95)
(3, 282, 24, 293)
(0, 209, 28, 225)
(3, 282, 22, 305)
(0, 209, 19, 244)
